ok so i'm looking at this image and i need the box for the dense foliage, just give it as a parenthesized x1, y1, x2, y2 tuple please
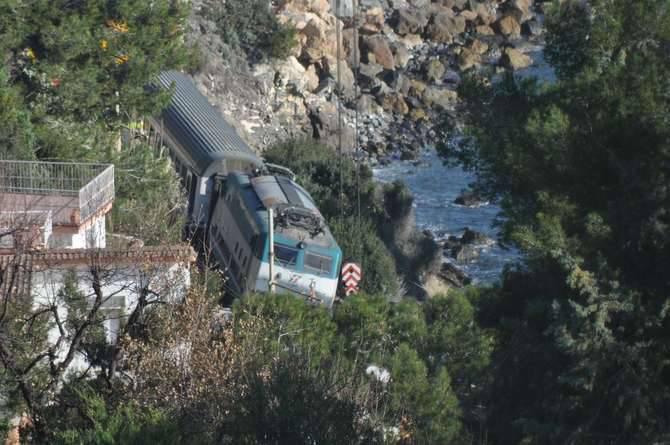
(0, 0, 196, 160)
(39, 290, 491, 444)
(439, 0, 670, 443)
(202, 0, 297, 61)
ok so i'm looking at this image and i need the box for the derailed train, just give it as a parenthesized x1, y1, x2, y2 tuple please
(147, 71, 342, 306)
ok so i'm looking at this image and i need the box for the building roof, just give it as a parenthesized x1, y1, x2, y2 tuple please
(0, 245, 195, 297)
(0, 253, 33, 298)
(156, 71, 261, 176)
(30, 245, 196, 267)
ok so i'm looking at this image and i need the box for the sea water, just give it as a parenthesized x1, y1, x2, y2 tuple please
(373, 148, 520, 284)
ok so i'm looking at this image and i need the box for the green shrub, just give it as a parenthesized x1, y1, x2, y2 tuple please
(52, 388, 180, 445)
(203, 0, 296, 61)
(330, 216, 399, 296)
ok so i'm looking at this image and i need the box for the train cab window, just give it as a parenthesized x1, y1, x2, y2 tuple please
(304, 252, 333, 276)
(274, 244, 299, 267)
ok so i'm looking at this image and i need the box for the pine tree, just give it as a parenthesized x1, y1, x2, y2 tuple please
(442, 0, 670, 442)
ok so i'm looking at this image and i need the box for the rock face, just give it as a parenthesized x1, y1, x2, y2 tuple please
(185, 0, 543, 159)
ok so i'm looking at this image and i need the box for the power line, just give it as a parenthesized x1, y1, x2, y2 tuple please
(353, 0, 363, 266)
(335, 0, 344, 219)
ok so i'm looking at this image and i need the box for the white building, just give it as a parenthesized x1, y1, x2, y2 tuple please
(0, 160, 114, 251)
(0, 160, 195, 376)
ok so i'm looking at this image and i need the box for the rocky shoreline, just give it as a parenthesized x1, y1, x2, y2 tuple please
(185, 0, 544, 292)
(188, 0, 547, 161)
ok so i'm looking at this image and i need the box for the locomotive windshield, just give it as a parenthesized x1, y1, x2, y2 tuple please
(274, 244, 299, 267)
(304, 252, 333, 276)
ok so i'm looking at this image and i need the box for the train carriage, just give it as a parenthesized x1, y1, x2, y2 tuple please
(148, 71, 342, 306)
(148, 71, 264, 229)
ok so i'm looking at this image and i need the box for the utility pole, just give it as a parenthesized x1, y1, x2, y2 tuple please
(268, 207, 276, 294)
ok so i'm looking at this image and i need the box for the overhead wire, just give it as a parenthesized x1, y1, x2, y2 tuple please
(353, 0, 363, 264)
(335, 0, 344, 219)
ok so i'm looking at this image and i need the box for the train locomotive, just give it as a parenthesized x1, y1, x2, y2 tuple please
(146, 71, 342, 307)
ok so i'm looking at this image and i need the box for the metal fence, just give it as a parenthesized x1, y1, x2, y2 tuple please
(0, 160, 115, 222)
(79, 164, 115, 222)
(0, 160, 110, 196)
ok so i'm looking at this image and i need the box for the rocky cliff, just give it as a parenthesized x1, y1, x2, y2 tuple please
(186, 0, 546, 158)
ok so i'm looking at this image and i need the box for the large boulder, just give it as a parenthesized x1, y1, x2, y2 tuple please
(451, 244, 479, 262)
(460, 227, 491, 245)
(358, 93, 382, 114)
(300, 15, 340, 62)
(476, 24, 495, 35)
(424, 59, 446, 82)
(500, 47, 532, 70)
(407, 0, 430, 8)
(458, 47, 480, 71)
(328, 0, 354, 17)
(470, 38, 489, 55)
(279, 0, 331, 18)
(273, 56, 308, 92)
(359, 61, 384, 78)
(401, 33, 424, 49)
(454, 190, 485, 206)
(422, 86, 458, 109)
(379, 91, 410, 114)
(469, 0, 496, 25)
(358, 62, 384, 89)
(361, 6, 385, 34)
(459, 9, 478, 22)
(427, 12, 466, 44)
(342, 28, 360, 67)
(438, 262, 471, 288)
(408, 79, 427, 98)
(304, 65, 320, 92)
(391, 41, 411, 68)
(508, 0, 534, 24)
(495, 15, 521, 38)
(393, 8, 429, 35)
(363, 35, 395, 70)
(322, 55, 356, 98)
(396, 74, 413, 96)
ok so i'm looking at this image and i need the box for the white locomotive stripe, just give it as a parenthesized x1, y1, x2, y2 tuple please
(255, 261, 338, 307)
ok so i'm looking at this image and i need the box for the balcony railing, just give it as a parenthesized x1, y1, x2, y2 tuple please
(0, 160, 115, 224)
